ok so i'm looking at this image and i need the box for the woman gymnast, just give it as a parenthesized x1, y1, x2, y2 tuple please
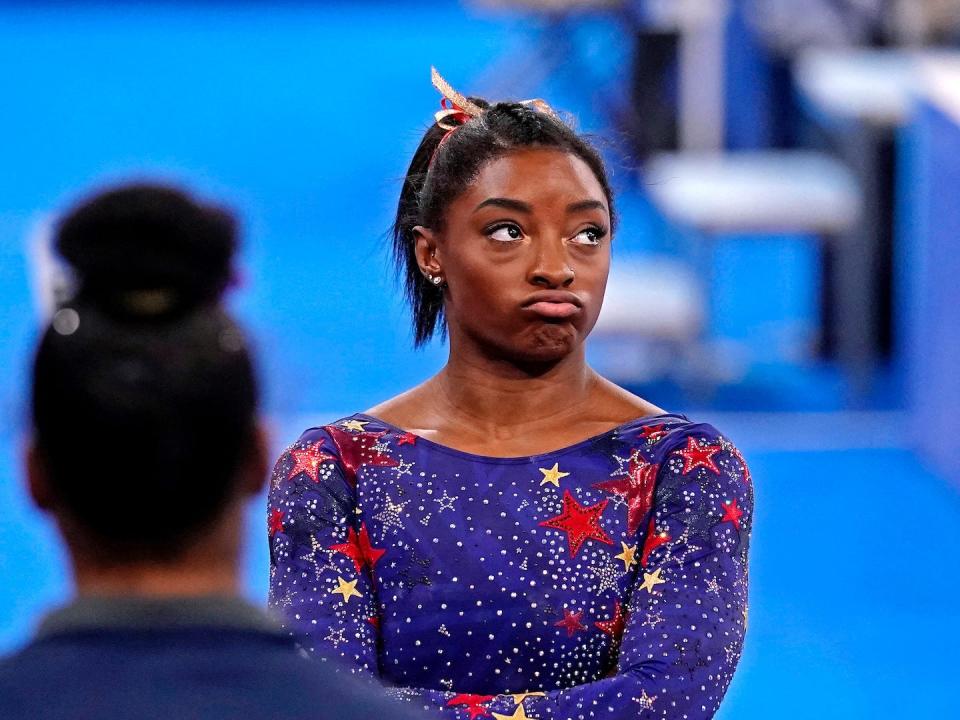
(268, 70, 753, 720)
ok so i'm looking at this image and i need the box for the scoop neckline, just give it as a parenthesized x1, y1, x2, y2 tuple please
(351, 411, 687, 465)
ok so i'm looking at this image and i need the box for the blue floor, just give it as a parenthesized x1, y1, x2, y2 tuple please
(720, 443, 960, 718)
(0, 2, 957, 717)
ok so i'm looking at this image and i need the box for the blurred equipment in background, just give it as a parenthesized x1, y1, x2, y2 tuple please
(746, 0, 960, 50)
(590, 255, 704, 384)
(745, 0, 886, 52)
(640, 151, 860, 394)
(626, 0, 731, 155)
(793, 48, 914, 393)
(746, 0, 960, 396)
(890, 0, 960, 44)
(899, 56, 960, 487)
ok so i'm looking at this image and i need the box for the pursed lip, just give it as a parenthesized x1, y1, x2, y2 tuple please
(521, 290, 583, 319)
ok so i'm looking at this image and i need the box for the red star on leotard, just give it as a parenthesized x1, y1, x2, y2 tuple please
(595, 600, 628, 638)
(324, 425, 399, 485)
(366, 615, 380, 631)
(720, 498, 744, 529)
(286, 442, 335, 482)
(554, 608, 588, 637)
(268, 508, 284, 536)
(640, 424, 668, 443)
(593, 453, 659, 536)
(640, 517, 672, 568)
(677, 436, 721, 475)
(329, 522, 386, 572)
(447, 694, 495, 720)
(539, 490, 613, 557)
(396, 432, 418, 446)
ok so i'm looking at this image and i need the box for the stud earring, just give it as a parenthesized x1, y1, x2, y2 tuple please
(431, 276, 443, 286)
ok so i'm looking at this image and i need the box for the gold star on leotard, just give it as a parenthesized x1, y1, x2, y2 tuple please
(639, 567, 666, 594)
(341, 419, 370, 433)
(615, 541, 637, 572)
(493, 703, 535, 720)
(539, 463, 570, 487)
(331, 576, 361, 603)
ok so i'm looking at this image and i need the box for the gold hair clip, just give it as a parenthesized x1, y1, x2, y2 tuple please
(431, 67, 482, 130)
(430, 67, 560, 129)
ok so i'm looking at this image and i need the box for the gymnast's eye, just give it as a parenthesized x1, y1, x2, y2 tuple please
(570, 226, 606, 245)
(487, 223, 524, 242)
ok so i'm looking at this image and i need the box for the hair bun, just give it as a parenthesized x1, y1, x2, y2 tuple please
(55, 182, 237, 317)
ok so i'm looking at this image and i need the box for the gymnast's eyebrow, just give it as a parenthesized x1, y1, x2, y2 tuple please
(566, 199, 607, 214)
(473, 198, 532, 213)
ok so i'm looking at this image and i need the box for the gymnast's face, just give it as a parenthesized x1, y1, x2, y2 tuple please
(416, 148, 611, 363)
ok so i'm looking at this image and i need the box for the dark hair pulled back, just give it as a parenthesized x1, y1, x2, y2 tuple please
(393, 98, 616, 346)
(31, 183, 258, 560)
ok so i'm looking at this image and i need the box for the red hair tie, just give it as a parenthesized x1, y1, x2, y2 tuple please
(429, 99, 473, 168)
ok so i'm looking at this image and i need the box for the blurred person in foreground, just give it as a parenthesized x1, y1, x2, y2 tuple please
(0, 183, 429, 720)
(268, 70, 753, 719)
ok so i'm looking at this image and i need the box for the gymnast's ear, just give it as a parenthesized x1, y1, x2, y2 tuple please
(413, 226, 442, 278)
(25, 442, 55, 511)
